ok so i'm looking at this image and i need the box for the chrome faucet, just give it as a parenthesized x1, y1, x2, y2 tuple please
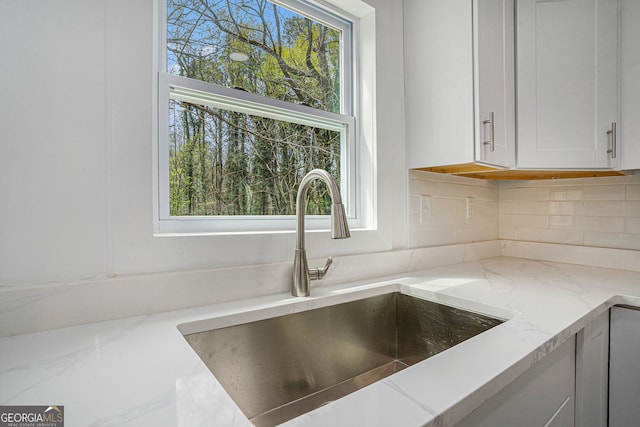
(292, 169, 351, 297)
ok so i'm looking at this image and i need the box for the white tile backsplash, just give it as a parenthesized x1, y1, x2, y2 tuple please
(549, 201, 584, 215)
(627, 218, 640, 234)
(409, 171, 499, 247)
(499, 214, 549, 230)
(627, 184, 640, 200)
(517, 201, 550, 215)
(549, 186, 584, 201)
(575, 216, 625, 232)
(499, 200, 518, 214)
(583, 200, 625, 216)
(410, 171, 640, 252)
(497, 174, 640, 251)
(625, 201, 640, 216)
(549, 215, 574, 229)
(584, 232, 640, 250)
(516, 228, 584, 245)
(500, 187, 550, 201)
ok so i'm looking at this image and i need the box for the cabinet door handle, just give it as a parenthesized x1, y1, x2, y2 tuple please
(606, 122, 617, 159)
(482, 112, 495, 152)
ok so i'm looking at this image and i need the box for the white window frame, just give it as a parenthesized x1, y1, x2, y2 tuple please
(155, 0, 359, 235)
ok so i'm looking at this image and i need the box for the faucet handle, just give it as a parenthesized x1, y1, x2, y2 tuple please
(309, 257, 333, 280)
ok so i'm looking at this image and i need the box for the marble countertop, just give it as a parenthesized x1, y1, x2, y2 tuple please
(2, 255, 640, 426)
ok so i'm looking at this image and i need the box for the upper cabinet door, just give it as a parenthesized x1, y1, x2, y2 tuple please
(621, 0, 640, 170)
(404, 0, 515, 170)
(516, 0, 620, 169)
(404, 0, 475, 169)
(475, 0, 515, 168)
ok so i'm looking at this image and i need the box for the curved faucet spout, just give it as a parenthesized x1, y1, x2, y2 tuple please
(292, 169, 351, 297)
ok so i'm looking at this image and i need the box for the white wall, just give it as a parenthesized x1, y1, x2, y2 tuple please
(0, 1, 109, 285)
(0, 0, 408, 287)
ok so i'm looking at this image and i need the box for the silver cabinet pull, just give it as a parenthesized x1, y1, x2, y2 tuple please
(482, 112, 495, 152)
(607, 122, 617, 159)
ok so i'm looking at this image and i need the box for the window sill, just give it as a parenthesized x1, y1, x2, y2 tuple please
(153, 216, 364, 236)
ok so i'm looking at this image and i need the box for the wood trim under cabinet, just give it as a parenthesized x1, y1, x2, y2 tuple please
(412, 163, 627, 180)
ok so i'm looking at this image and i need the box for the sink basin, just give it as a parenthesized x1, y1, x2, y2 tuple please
(182, 292, 504, 426)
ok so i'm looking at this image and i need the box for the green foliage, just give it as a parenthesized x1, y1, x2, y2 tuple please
(167, 0, 342, 216)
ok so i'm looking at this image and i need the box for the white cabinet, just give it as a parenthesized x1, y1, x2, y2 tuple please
(455, 336, 575, 427)
(404, 0, 514, 170)
(621, 0, 640, 170)
(516, 0, 620, 169)
(609, 306, 640, 427)
(575, 310, 609, 427)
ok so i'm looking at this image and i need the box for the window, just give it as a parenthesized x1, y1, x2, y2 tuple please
(157, 0, 356, 233)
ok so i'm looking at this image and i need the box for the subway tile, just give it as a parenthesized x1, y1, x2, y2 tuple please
(437, 182, 497, 199)
(409, 170, 445, 183)
(500, 187, 549, 201)
(626, 218, 640, 234)
(499, 178, 584, 189)
(575, 216, 625, 233)
(480, 186, 500, 200)
(550, 216, 574, 229)
(583, 201, 625, 217)
(408, 229, 456, 248)
(498, 180, 525, 189)
(408, 170, 423, 180)
(499, 201, 518, 214)
(409, 195, 421, 215)
(582, 175, 639, 185)
(423, 171, 458, 184)
(517, 228, 584, 245)
(455, 199, 468, 219)
(477, 200, 498, 215)
(584, 232, 640, 251)
(625, 201, 640, 217)
(627, 184, 640, 200)
(541, 177, 586, 187)
(582, 185, 626, 200)
(467, 213, 499, 229)
(498, 226, 518, 240)
(431, 197, 457, 214)
(409, 178, 438, 196)
(409, 171, 639, 252)
(456, 228, 498, 243)
(550, 186, 583, 201)
(499, 214, 549, 229)
(549, 201, 584, 215)
(518, 201, 549, 215)
(408, 212, 427, 231)
(428, 213, 459, 228)
(455, 199, 495, 220)
(450, 174, 499, 188)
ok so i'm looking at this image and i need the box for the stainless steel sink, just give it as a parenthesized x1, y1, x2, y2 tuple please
(182, 292, 504, 426)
